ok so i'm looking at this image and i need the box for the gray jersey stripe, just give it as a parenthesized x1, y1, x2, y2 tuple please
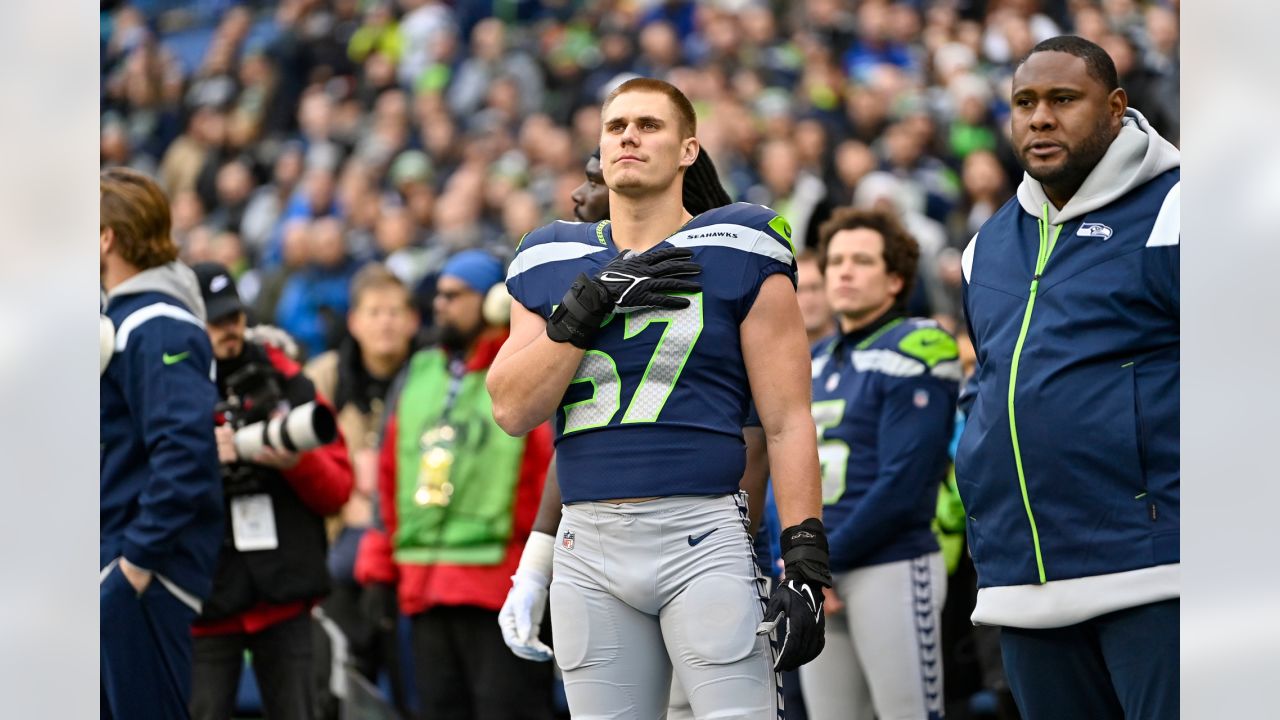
(507, 241, 609, 281)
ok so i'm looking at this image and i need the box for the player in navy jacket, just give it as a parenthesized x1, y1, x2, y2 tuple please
(798, 207, 959, 720)
(955, 38, 1179, 719)
(100, 168, 224, 719)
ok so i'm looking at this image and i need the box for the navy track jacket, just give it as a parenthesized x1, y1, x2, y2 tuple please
(102, 266, 223, 602)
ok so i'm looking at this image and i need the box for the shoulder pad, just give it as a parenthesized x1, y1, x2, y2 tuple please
(895, 325, 959, 369)
(716, 203, 795, 256)
(508, 221, 610, 282)
(514, 220, 602, 254)
(687, 203, 794, 263)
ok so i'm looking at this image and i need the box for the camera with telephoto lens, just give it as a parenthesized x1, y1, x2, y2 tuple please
(217, 362, 338, 462)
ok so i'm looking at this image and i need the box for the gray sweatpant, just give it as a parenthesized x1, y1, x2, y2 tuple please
(799, 551, 947, 720)
(551, 493, 780, 719)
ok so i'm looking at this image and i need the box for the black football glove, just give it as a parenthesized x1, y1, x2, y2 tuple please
(546, 247, 702, 348)
(756, 517, 833, 672)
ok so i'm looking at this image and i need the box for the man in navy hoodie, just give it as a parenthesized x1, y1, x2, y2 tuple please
(100, 167, 224, 719)
(956, 37, 1179, 719)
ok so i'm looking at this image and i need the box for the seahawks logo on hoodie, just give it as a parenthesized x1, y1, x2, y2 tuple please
(1076, 222, 1114, 240)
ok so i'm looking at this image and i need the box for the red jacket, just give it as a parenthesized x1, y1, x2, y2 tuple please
(193, 343, 353, 636)
(354, 331, 552, 616)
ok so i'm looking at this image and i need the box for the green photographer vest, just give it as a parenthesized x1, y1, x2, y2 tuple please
(393, 349, 524, 566)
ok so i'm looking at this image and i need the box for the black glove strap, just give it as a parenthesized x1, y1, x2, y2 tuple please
(546, 275, 610, 349)
(780, 518, 833, 587)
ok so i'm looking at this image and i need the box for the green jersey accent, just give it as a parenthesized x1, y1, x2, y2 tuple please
(897, 327, 959, 368)
(767, 215, 796, 258)
(162, 351, 190, 365)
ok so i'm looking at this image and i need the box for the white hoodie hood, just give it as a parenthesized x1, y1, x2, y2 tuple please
(106, 260, 208, 322)
(1017, 107, 1180, 225)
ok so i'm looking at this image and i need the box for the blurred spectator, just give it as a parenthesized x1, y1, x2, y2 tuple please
(354, 251, 555, 719)
(275, 217, 360, 357)
(795, 249, 836, 346)
(952, 149, 1013, 244)
(183, 224, 216, 265)
(305, 264, 421, 718)
(254, 217, 311, 325)
(945, 74, 1000, 161)
(398, 0, 457, 88)
(1141, 5, 1179, 144)
(579, 26, 636, 108)
(982, 0, 1062, 66)
(159, 105, 225, 196)
(447, 18, 545, 119)
(881, 118, 962, 223)
(853, 171, 953, 324)
(209, 230, 248, 275)
(501, 191, 544, 251)
(747, 138, 833, 250)
(172, 188, 208, 246)
(348, 1, 403, 67)
(205, 156, 257, 234)
(264, 164, 340, 267)
(377, 202, 441, 291)
(635, 20, 684, 79)
(831, 139, 878, 207)
(241, 142, 306, 259)
(844, 0, 919, 82)
(228, 50, 279, 154)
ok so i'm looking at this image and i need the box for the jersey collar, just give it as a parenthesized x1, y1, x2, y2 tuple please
(827, 308, 907, 361)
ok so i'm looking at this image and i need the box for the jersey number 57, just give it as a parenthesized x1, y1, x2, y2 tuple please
(561, 293, 704, 433)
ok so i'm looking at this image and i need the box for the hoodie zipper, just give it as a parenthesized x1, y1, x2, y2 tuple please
(1007, 203, 1063, 584)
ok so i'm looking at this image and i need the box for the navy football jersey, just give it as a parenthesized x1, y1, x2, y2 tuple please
(506, 203, 796, 503)
(810, 315, 961, 571)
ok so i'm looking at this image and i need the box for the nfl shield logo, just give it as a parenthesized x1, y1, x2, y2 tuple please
(561, 530, 575, 551)
(913, 389, 930, 408)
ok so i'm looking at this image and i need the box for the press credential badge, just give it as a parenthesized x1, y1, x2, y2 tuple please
(231, 494, 279, 551)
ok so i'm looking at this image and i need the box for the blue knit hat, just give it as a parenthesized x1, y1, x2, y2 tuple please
(440, 250, 504, 295)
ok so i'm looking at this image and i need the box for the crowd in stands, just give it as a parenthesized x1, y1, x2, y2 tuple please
(102, 0, 1179, 352)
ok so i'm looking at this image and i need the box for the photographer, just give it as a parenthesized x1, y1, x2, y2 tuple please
(190, 262, 354, 720)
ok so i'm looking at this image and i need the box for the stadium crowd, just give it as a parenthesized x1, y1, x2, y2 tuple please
(100, 0, 1179, 718)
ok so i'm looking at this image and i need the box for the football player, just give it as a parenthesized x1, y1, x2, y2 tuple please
(487, 78, 831, 718)
(800, 207, 961, 720)
(499, 145, 773, 720)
